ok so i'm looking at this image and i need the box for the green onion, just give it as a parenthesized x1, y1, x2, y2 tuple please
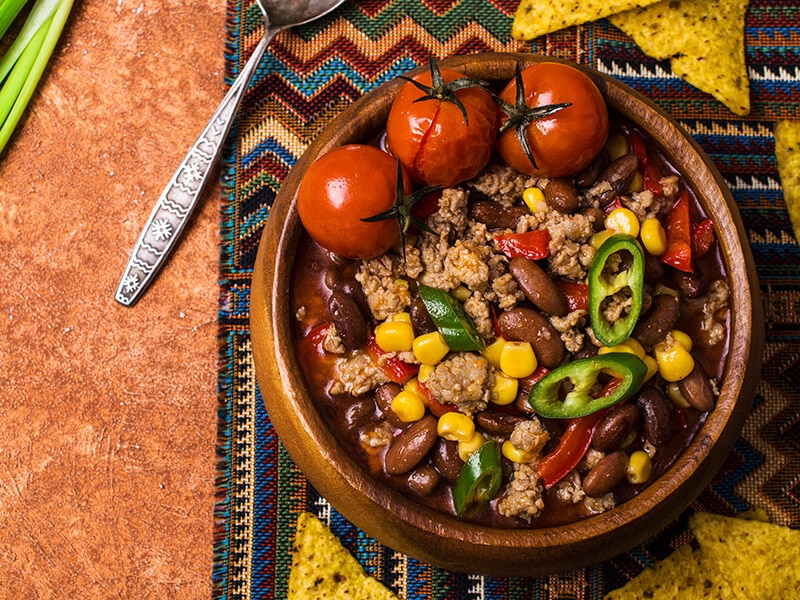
(0, 0, 74, 154)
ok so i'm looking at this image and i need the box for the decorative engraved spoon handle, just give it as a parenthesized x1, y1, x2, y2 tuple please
(115, 32, 274, 306)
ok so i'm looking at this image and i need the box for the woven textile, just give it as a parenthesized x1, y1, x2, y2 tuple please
(214, 1, 800, 598)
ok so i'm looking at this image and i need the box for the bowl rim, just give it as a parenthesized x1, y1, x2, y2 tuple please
(250, 52, 764, 575)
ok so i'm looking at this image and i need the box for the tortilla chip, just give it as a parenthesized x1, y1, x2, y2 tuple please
(287, 512, 398, 600)
(609, 0, 750, 115)
(511, 0, 663, 41)
(689, 511, 800, 600)
(775, 120, 800, 244)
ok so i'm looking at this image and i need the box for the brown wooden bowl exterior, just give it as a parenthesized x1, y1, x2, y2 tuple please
(250, 53, 764, 576)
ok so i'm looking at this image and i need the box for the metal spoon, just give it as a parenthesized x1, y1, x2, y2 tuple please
(115, 0, 345, 306)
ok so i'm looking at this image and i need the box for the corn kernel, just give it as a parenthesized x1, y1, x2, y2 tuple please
(437, 412, 475, 443)
(643, 355, 659, 381)
(417, 364, 434, 383)
(392, 312, 412, 324)
(403, 378, 427, 404)
(590, 229, 615, 250)
(500, 341, 537, 379)
(627, 450, 653, 484)
(501, 440, 535, 464)
(598, 338, 645, 361)
(654, 335, 695, 382)
(375, 320, 415, 352)
(605, 133, 630, 160)
(393, 278, 409, 289)
(640, 218, 667, 256)
(667, 381, 691, 408)
(482, 337, 506, 369)
(605, 207, 640, 237)
(413, 331, 450, 366)
(523, 186, 547, 213)
(391, 390, 426, 422)
(457, 431, 486, 462)
(492, 371, 519, 405)
(670, 329, 693, 352)
(451, 285, 471, 302)
(627, 170, 644, 193)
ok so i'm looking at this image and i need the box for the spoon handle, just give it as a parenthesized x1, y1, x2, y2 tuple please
(115, 31, 275, 306)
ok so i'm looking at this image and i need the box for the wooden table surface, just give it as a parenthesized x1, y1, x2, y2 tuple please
(0, 0, 226, 596)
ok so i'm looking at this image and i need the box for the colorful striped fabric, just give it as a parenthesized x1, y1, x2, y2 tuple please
(214, 1, 800, 598)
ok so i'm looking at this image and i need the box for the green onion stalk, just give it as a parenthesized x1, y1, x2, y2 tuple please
(0, 0, 74, 154)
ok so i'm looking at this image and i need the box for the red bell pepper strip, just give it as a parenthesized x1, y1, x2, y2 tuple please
(660, 190, 694, 273)
(692, 218, 715, 258)
(495, 229, 550, 261)
(418, 382, 458, 417)
(630, 129, 663, 195)
(603, 196, 624, 214)
(300, 322, 331, 357)
(555, 280, 589, 311)
(367, 336, 419, 384)
(536, 407, 611, 489)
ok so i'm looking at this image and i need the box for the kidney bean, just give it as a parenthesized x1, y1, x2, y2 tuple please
(632, 293, 680, 348)
(544, 178, 580, 213)
(332, 277, 371, 319)
(344, 398, 374, 430)
(384, 415, 438, 476)
(410, 295, 437, 336)
(328, 290, 368, 350)
(643, 253, 665, 286)
(515, 391, 536, 415)
(575, 149, 608, 189)
(467, 200, 529, 230)
(375, 383, 405, 428)
(677, 270, 707, 299)
(677, 364, 715, 412)
(636, 386, 674, 447)
(497, 307, 565, 368)
(475, 411, 525, 437)
(431, 438, 464, 482)
(509, 257, 569, 317)
(596, 153, 639, 206)
(583, 451, 628, 497)
(592, 403, 640, 452)
(573, 341, 599, 360)
(406, 465, 441, 496)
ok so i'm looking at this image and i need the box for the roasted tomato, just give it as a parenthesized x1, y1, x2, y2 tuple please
(496, 62, 609, 178)
(297, 144, 413, 260)
(386, 59, 497, 187)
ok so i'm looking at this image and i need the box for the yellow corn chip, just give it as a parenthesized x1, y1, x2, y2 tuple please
(775, 120, 800, 244)
(511, 0, 663, 41)
(689, 511, 800, 600)
(288, 512, 398, 600)
(609, 0, 750, 115)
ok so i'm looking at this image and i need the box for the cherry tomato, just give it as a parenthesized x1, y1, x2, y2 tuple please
(386, 66, 497, 187)
(496, 62, 609, 178)
(297, 144, 413, 260)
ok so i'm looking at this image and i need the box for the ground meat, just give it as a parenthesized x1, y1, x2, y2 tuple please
(602, 292, 633, 323)
(492, 272, 524, 309)
(330, 351, 389, 396)
(509, 418, 550, 457)
(550, 309, 587, 354)
(623, 189, 665, 222)
(322, 323, 346, 354)
(584, 493, 616, 514)
(356, 254, 411, 321)
(463, 291, 495, 341)
(469, 163, 537, 207)
(424, 353, 494, 416)
(444, 240, 491, 289)
(660, 175, 680, 199)
(360, 421, 394, 448)
(579, 448, 606, 472)
(426, 187, 470, 241)
(694, 279, 730, 346)
(555, 471, 585, 504)
(544, 213, 596, 279)
(497, 462, 545, 521)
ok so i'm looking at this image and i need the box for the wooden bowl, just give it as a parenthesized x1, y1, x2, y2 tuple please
(250, 53, 763, 576)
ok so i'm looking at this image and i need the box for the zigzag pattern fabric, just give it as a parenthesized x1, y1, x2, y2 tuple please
(215, 1, 800, 597)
